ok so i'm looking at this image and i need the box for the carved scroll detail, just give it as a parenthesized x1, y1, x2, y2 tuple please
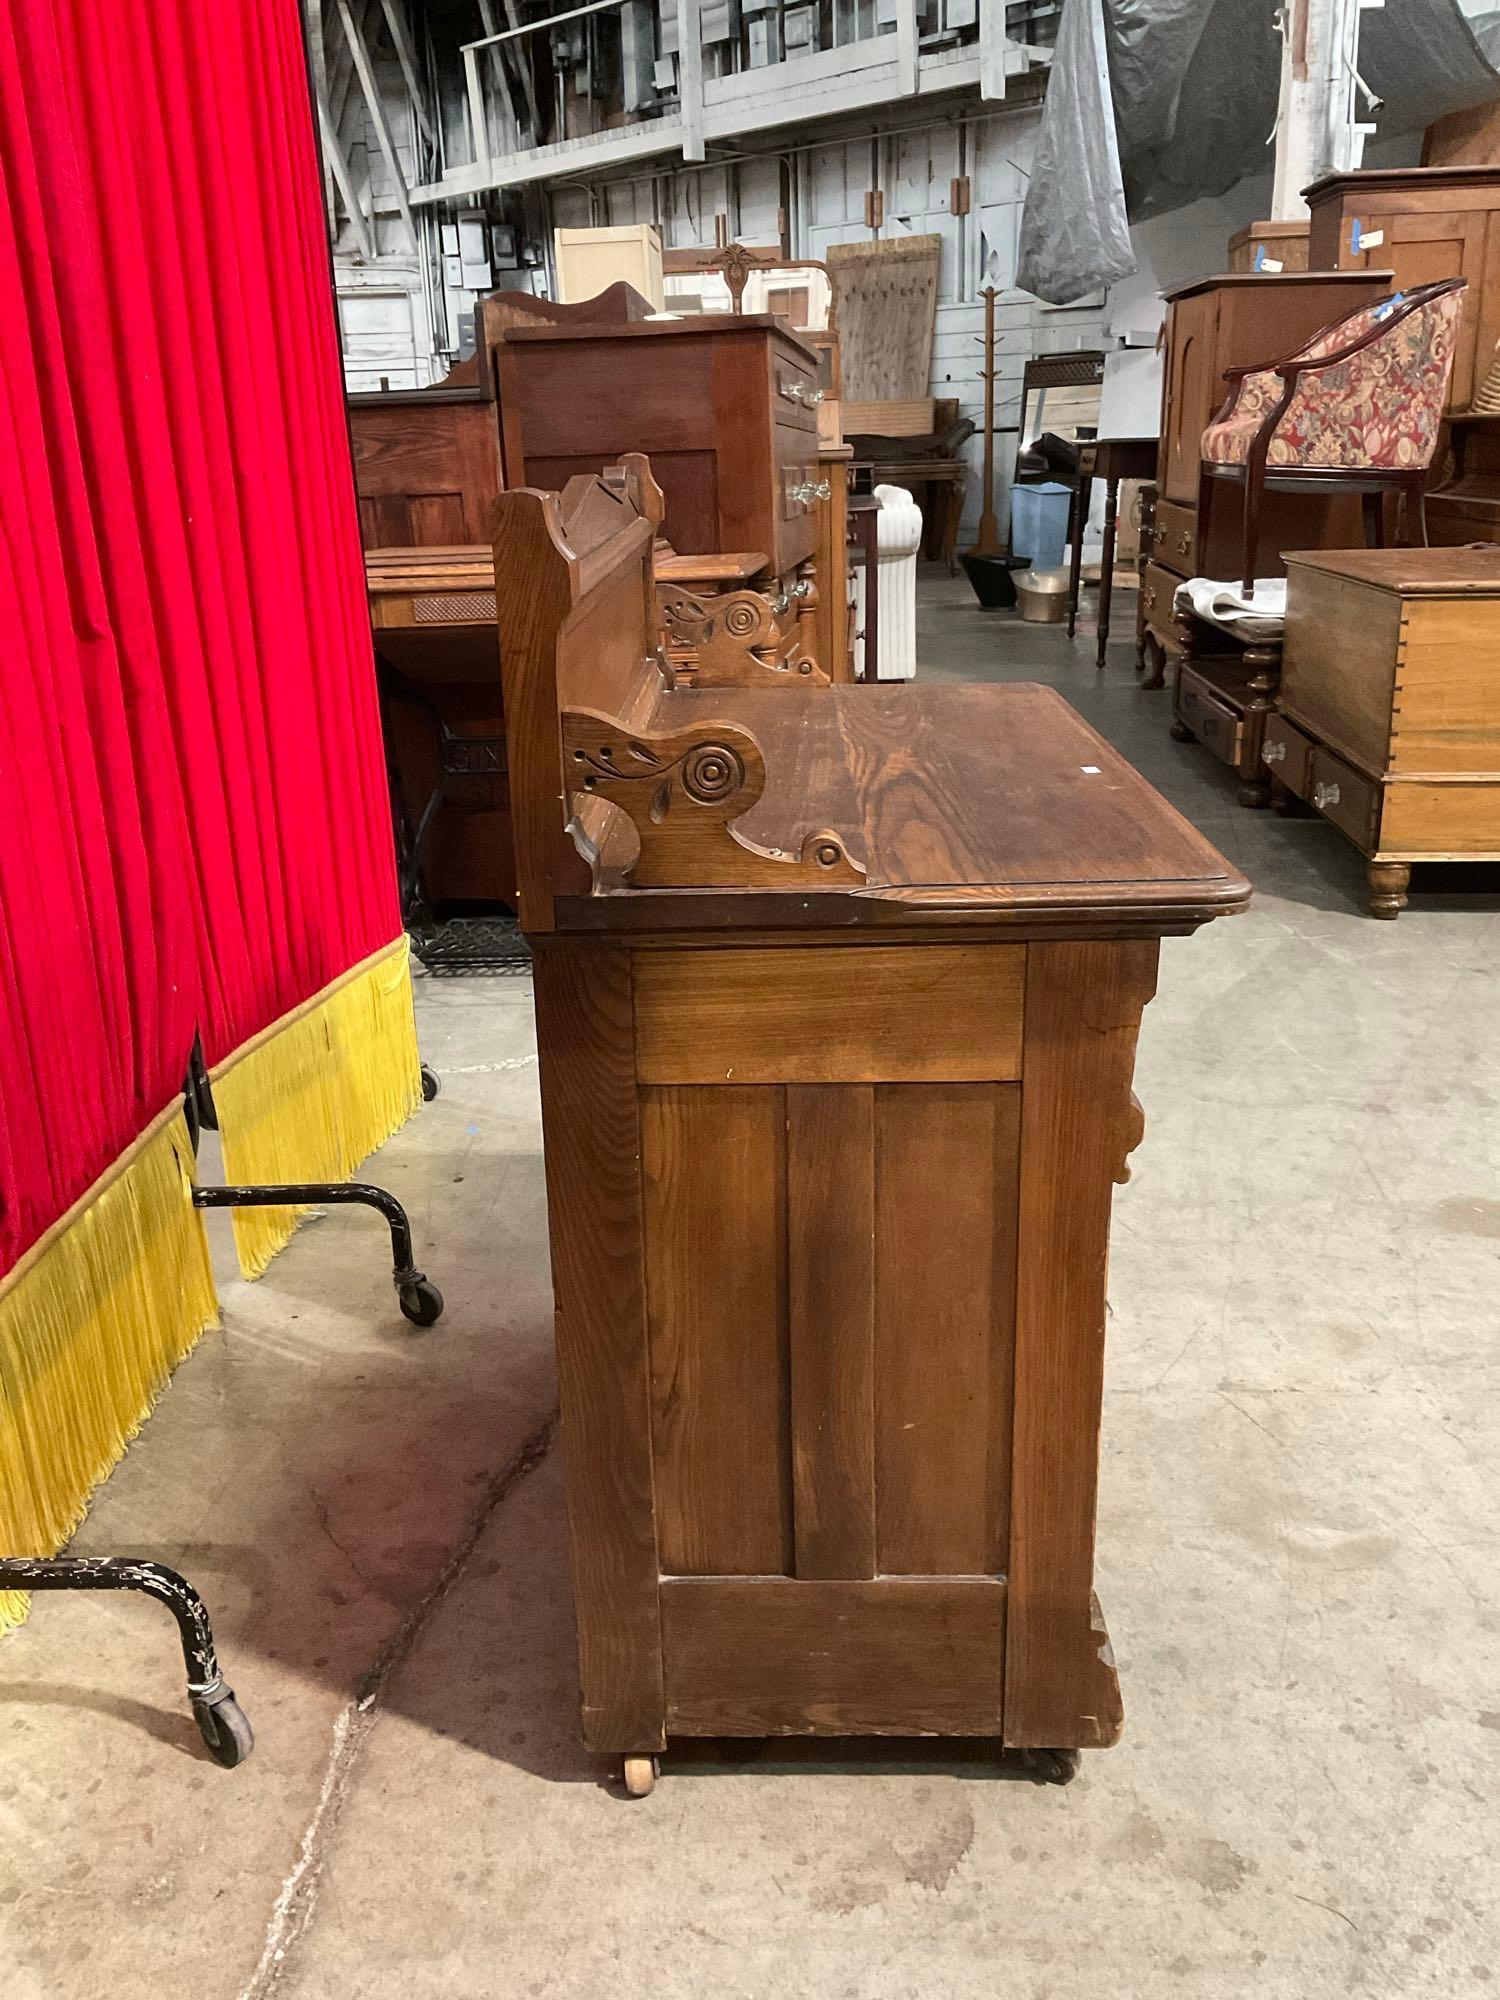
(1112, 1090, 1147, 1187)
(657, 582, 828, 688)
(563, 707, 864, 889)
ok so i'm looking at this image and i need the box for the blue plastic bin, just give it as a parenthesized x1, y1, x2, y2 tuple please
(1010, 482, 1072, 571)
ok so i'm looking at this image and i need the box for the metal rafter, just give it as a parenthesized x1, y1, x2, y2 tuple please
(379, 0, 436, 148)
(335, 0, 419, 250)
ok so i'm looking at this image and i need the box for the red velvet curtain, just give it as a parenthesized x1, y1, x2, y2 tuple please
(0, 0, 399, 1275)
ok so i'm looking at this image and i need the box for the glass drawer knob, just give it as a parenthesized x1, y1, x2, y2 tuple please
(1313, 781, 1340, 809)
(1262, 740, 1286, 764)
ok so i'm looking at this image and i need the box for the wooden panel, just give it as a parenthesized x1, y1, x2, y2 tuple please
(641, 1085, 792, 1576)
(828, 236, 942, 402)
(842, 397, 936, 436)
(1004, 939, 1157, 1750)
(1281, 564, 1401, 771)
(1391, 598, 1500, 773)
(1162, 288, 1218, 504)
(634, 944, 1025, 1084)
(787, 1086, 876, 1580)
(661, 1577, 1005, 1735)
(348, 396, 500, 548)
(873, 1084, 1019, 1576)
(530, 946, 664, 1753)
(1378, 780, 1500, 857)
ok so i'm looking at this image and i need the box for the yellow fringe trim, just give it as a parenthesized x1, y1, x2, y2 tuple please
(210, 936, 422, 1279)
(0, 1107, 218, 1632)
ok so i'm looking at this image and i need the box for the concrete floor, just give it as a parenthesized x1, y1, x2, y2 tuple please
(3, 573, 1498, 2000)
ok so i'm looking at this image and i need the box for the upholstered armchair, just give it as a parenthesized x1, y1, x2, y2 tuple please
(1201, 278, 1467, 594)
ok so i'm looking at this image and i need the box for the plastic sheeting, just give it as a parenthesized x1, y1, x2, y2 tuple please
(1015, 0, 1134, 303)
(1018, 0, 1500, 305)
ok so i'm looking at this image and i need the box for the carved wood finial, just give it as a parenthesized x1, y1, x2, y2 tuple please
(657, 582, 828, 687)
(562, 707, 863, 889)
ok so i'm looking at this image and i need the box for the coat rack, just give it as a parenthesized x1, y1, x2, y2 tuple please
(961, 285, 1016, 608)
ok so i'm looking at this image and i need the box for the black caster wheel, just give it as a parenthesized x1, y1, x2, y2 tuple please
(1024, 1747, 1079, 1786)
(399, 1277, 444, 1327)
(193, 1692, 254, 1768)
(1169, 719, 1195, 743)
(420, 1064, 441, 1103)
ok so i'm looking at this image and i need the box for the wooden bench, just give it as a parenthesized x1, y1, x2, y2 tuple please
(495, 455, 1249, 1794)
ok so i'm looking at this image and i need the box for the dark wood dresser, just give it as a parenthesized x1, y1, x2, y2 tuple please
(496, 314, 829, 582)
(492, 457, 1249, 1795)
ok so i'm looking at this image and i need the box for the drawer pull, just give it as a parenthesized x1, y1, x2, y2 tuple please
(794, 479, 831, 504)
(1313, 780, 1340, 810)
(1177, 531, 1192, 556)
(786, 381, 825, 406)
(1262, 740, 1286, 765)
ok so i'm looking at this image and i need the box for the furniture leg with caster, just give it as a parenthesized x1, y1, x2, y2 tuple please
(191, 1182, 444, 1327)
(622, 1755, 659, 1797)
(0, 1557, 253, 1768)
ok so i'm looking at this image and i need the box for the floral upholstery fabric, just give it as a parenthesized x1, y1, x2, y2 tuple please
(1201, 288, 1464, 472)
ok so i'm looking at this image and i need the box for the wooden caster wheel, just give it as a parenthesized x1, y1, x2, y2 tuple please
(622, 1755, 659, 1797)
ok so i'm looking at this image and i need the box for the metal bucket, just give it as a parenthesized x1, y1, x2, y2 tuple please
(1016, 568, 1069, 624)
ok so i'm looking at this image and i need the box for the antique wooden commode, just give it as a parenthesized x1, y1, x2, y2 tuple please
(495, 460, 1249, 1794)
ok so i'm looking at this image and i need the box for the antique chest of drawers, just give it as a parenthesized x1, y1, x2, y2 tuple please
(496, 314, 828, 576)
(1270, 548, 1500, 916)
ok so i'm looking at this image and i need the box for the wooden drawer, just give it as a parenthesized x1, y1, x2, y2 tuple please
(634, 943, 1025, 1084)
(1308, 743, 1381, 850)
(772, 353, 820, 432)
(1152, 496, 1197, 571)
(1259, 711, 1315, 797)
(1141, 560, 1180, 640)
(1176, 664, 1244, 770)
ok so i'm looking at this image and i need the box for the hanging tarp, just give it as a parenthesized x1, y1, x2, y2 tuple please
(1015, 0, 1135, 303)
(1019, 0, 1500, 304)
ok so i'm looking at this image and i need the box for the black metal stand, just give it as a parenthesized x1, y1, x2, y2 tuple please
(0, 1557, 253, 1767)
(191, 1182, 444, 1326)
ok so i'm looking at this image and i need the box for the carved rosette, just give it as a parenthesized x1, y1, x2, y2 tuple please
(656, 582, 828, 687)
(563, 707, 863, 889)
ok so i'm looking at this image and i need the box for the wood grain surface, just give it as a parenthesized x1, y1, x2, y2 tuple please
(787, 1085, 877, 1580)
(633, 944, 1024, 1083)
(641, 1085, 792, 1576)
(874, 1083, 1019, 1576)
(661, 1577, 1005, 1735)
(530, 946, 664, 1752)
(1003, 939, 1156, 1749)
